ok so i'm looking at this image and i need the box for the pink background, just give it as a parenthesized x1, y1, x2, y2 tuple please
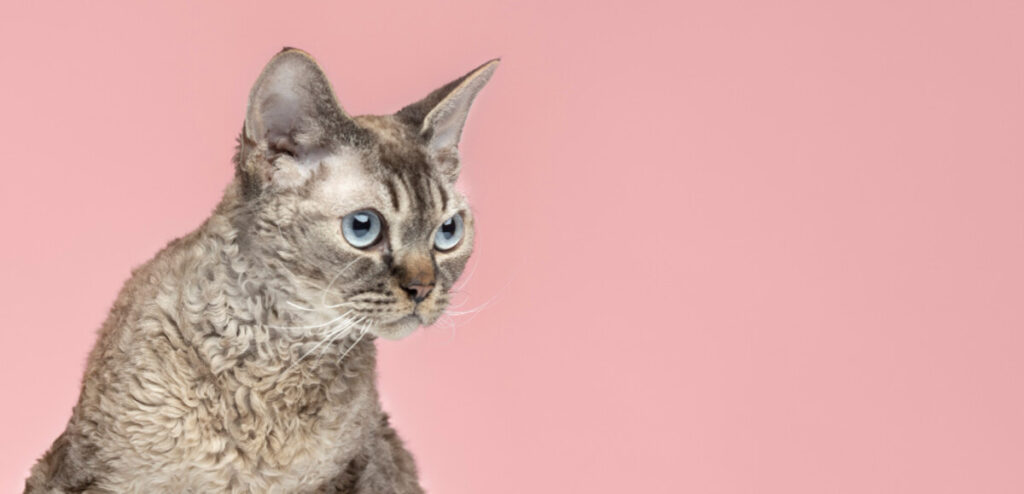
(2, 1, 1023, 492)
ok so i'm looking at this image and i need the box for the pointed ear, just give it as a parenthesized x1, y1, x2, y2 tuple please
(396, 59, 499, 176)
(244, 48, 354, 162)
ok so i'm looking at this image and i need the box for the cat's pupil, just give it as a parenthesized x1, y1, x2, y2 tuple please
(440, 219, 456, 239)
(352, 214, 371, 237)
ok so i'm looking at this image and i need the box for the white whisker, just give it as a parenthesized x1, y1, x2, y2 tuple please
(440, 255, 526, 331)
(313, 316, 365, 365)
(286, 300, 354, 312)
(273, 260, 329, 292)
(268, 311, 352, 330)
(282, 317, 352, 375)
(337, 323, 370, 363)
(445, 290, 471, 309)
(453, 257, 479, 292)
(443, 302, 492, 316)
(434, 314, 458, 341)
(320, 258, 362, 306)
(286, 300, 319, 311)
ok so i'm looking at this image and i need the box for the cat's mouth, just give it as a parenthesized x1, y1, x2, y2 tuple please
(371, 314, 422, 340)
(354, 286, 446, 340)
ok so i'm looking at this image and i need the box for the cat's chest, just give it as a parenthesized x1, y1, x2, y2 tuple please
(104, 371, 377, 493)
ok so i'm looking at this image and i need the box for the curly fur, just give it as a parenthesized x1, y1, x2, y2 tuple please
(25, 48, 497, 493)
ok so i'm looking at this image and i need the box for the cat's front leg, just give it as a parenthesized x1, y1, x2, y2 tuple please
(24, 429, 107, 494)
(317, 414, 424, 494)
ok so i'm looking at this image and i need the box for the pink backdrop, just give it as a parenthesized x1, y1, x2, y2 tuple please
(2, 1, 1023, 493)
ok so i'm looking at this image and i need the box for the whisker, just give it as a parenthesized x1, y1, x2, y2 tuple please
(314, 316, 366, 365)
(337, 323, 370, 363)
(272, 260, 329, 292)
(286, 300, 355, 312)
(453, 257, 480, 292)
(320, 258, 362, 306)
(286, 300, 320, 311)
(281, 317, 353, 375)
(444, 292, 471, 309)
(268, 311, 352, 330)
(433, 314, 458, 341)
(443, 301, 493, 316)
(442, 255, 525, 324)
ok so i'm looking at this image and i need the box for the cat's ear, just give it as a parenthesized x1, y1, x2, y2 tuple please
(396, 59, 499, 178)
(243, 48, 355, 164)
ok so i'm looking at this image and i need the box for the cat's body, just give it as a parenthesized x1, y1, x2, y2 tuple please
(25, 49, 497, 493)
(26, 203, 396, 493)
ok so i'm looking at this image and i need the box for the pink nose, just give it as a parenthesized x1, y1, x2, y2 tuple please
(401, 283, 434, 303)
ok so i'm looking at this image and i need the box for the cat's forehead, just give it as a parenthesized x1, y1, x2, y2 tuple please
(311, 117, 463, 243)
(354, 114, 429, 172)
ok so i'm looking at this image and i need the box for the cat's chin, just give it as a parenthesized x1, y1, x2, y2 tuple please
(371, 315, 422, 340)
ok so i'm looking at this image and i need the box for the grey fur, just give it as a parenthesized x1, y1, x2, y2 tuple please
(25, 48, 497, 493)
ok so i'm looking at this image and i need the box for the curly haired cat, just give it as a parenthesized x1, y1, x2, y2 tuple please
(25, 48, 498, 493)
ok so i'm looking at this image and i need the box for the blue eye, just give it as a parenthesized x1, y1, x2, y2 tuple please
(342, 210, 382, 248)
(434, 214, 464, 251)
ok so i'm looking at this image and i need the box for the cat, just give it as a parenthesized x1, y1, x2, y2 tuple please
(24, 47, 497, 493)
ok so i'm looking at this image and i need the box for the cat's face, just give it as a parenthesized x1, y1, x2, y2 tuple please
(234, 49, 496, 339)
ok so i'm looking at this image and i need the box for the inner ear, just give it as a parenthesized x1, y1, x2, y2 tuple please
(395, 59, 499, 179)
(244, 48, 355, 162)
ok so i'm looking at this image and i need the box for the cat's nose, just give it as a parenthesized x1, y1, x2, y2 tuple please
(401, 282, 434, 303)
(393, 250, 436, 303)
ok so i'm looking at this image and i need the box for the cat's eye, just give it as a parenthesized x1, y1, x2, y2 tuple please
(342, 210, 383, 248)
(434, 214, 464, 251)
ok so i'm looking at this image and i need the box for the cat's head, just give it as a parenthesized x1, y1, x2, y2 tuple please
(232, 48, 497, 340)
